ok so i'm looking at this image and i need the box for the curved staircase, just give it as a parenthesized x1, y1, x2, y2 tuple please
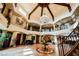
(58, 23, 79, 56)
(65, 40, 79, 56)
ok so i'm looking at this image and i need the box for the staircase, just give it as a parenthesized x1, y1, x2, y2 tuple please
(58, 23, 79, 56)
(64, 40, 79, 56)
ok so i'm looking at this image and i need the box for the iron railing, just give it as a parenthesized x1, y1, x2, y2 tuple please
(57, 23, 79, 56)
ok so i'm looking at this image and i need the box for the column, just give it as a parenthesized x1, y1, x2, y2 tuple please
(39, 25, 42, 43)
(51, 28, 52, 31)
(39, 25, 42, 32)
(53, 25, 59, 56)
(10, 32, 18, 47)
(26, 23, 28, 30)
(20, 34, 23, 44)
(30, 26, 32, 31)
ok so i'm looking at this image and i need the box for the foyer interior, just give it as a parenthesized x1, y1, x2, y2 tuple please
(0, 3, 79, 56)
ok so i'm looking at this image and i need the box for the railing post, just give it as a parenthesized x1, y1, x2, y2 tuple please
(60, 36, 64, 55)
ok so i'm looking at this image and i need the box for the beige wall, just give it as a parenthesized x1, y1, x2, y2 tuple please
(26, 35, 32, 40)
(2, 3, 27, 29)
(0, 13, 7, 25)
(11, 15, 26, 28)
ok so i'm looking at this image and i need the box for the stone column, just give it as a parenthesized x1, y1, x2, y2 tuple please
(30, 26, 32, 31)
(26, 23, 28, 30)
(53, 35, 59, 56)
(20, 34, 23, 44)
(51, 28, 52, 31)
(10, 32, 18, 47)
(53, 25, 59, 56)
(39, 25, 42, 43)
(39, 25, 42, 32)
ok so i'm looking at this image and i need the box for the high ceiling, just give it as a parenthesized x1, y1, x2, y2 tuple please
(19, 3, 74, 21)
(0, 3, 78, 28)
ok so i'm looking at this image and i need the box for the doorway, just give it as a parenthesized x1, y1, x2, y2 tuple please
(36, 35, 39, 44)
(22, 34, 26, 44)
(16, 34, 21, 45)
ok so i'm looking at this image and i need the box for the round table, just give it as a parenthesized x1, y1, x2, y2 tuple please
(37, 43, 54, 54)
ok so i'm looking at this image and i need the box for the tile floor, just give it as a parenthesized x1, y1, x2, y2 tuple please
(0, 44, 56, 56)
(0, 46, 34, 56)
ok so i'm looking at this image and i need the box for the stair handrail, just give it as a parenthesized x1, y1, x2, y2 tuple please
(68, 22, 79, 36)
(59, 22, 79, 56)
(58, 21, 79, 56)
(64, 40, 79, 56)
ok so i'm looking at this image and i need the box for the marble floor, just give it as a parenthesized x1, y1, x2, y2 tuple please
(0, 46, 34, 56)
(0, 44, 56, 56)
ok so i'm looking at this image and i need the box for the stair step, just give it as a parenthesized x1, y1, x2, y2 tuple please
(75, 49, 79, 55)
(64, 41, 76, 45)
(77, 45, 79, 49)
(72, 52, 78, 56)
(23, 51, 33, 56)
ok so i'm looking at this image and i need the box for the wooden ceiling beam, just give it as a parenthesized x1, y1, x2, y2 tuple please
(1, 3, 6, 13)
(41, 5, 43, 16)
(28, 5, 39, 19)
(47, 5, 54, 21)
(28, 3, 71, 20)
(54, 3, 72, 12)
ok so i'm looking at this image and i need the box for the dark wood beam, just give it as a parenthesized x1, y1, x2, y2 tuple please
(41, 6, 43, 16)
(6, 9, 12, 28)
(28, 5, 39, 19)
(54, 3, 72, 12)
(47, 5, 54, 21)
(1, 3, 6, 13)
